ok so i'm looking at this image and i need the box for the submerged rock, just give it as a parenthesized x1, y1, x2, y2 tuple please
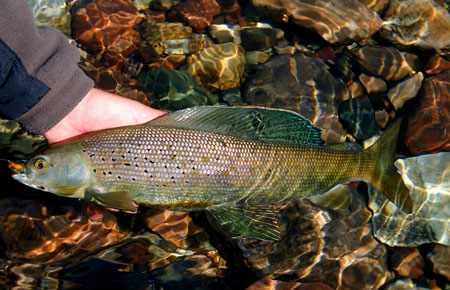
(424, 55, 450, 75)
(358, 74, 387, 94)
(390, 248, 425, 279)
(369, 152, 450, 246)
(338, 95, 377, 141)
(138, 20, 193, 62)
(72, 0, 143, 70)
(28, 0, 71, 36)
(426, 244, 450, 280)
(231, 186, 390, 289)
(403, 70, 450, 155)
(167, 0, 221, 32)
(240, 27, 282, 51)
(137, 67, 217, 110)
(243, 53, 348, 143)
(252, 0, 382, 44)
(387, 72, 424, 111)
(208, 24, 241, 44)
(182, 42, 246, 90)
(349, 46, 416, 81)
(79, 51, 151, 106)
(0, 196, 128, 264)
(247, 278, 334, 290)
(380, 0, 450, 55)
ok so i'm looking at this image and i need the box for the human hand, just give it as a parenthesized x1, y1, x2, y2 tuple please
(44, 88, 166, 144)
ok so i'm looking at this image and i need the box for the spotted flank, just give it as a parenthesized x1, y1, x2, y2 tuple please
(11, 106, 412, 240)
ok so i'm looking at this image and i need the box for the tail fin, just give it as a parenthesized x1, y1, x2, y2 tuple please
(367, 119, 412, 213)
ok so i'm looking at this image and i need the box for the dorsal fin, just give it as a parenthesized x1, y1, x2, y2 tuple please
(146, 106, 324, 145)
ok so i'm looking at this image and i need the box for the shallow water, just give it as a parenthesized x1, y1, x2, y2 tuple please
(1, 0, 449, 289)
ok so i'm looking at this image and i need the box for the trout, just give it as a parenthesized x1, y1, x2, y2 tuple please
(10, 106, 412, 240)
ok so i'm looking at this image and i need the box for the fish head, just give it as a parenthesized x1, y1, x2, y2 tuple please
(11, 144, 92, 199)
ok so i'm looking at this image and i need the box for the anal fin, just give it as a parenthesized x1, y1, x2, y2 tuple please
(208, 203, 281, 241)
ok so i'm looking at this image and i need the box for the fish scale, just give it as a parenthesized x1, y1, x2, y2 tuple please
(12, 106, 412, 240)
(79, 125, 373, 208)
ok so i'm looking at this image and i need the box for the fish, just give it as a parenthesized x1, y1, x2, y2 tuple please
(10, 106, 412, 240)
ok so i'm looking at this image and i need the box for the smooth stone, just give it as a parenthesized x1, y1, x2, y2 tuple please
(368, 152, 450, 246)
(359, 0, 391, 12)
(339, 95, 377, 141)
(78, 51, 151, 106)
(374, 109, 390, 129)
(383, 279, 416, 290)
(427, 244, 450, 280)
(147, 54, 186, 70)
(232, 186, 389, 289)
(0, 197, 128, 263)
(132, 0, 152, 10)
(390, 248, 425, 279)
(403, 70, 450, 155)
(348, 81, 366, 98)
(240, 27, 282, 51)
(247, 278, 334, 290)
(380, 0, 450, 54)
(208, 24, 241, 44)
(28, 0, 71, 36)
(137, 67, 217, 110)
(167, 0, 221, 32)
(150, 0, 181, 10)
(243, 53, 349, 143)
(182, 42, 246, 90)
(425, 55, 450, 75)
(252, 0, 382, 44)
(349, 45, 416, 81)
(359, 74, 388, 94)
(163, 34, 212, 55)
(245, 49, 272, 64)
(72, 0, 143, 69)
(387, 72, 424, 110)
(138, 20, 193, 62)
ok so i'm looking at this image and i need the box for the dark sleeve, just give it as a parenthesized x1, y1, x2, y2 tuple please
(0, 0, 94, 134)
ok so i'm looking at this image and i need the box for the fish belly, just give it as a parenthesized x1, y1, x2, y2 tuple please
(79, 126, 374, 208)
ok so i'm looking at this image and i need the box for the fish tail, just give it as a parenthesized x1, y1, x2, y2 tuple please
(367, 119, 412, 212)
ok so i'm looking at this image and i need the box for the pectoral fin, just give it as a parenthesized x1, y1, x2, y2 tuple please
(208, 203, 281, 241)
(87, 190, 138, 213)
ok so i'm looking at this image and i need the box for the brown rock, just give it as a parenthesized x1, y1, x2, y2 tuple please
(387, 72, 424, 110)
(349, 46, 416, 81)
(427, 244, 450, 280)
(246, 278, 333, 290)
(425, 55, 450, 75)
(359, 73, 388, 94)
(0, 197, 128, 264)
(147, 55, 186, 70)
(359, 0, 391, 12)
(167, 0, 221, 32)
(252, 0, 382, 44)
(144, 209, 190, 248)
(72, 0, 143, 69)
(390, 248, 425, 279)
(403, 70, 450, 155)
(78, 51, 151, 106)
(380, 0, 450, 54)
(183, 42, 246, 90)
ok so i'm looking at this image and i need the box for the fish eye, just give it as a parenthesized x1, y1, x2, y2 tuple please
(34, 158, 47, 169)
